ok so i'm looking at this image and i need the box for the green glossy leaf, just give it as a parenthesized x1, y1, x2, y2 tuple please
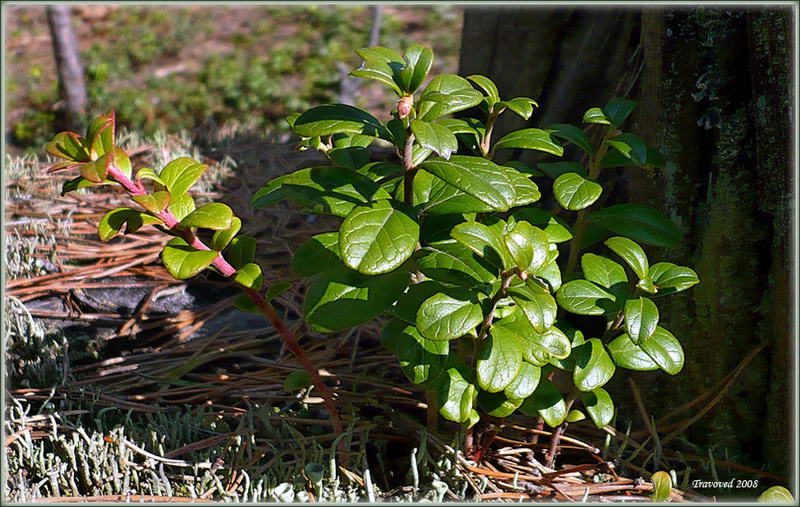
(603, 98, 637, 127)
(607, 334, 659, 371)
(210, 217, 242, 251)
(252, 166, 391, 217)
(566, 409, 586, 423)
(553, 172, 603, 211)
(478, 391, 524, 418)
(467, 74, 500, 106)
(420, 156, 523, 212)
(509, 282, 557, 333)
(233, 263, 263, 290)
(503, 221, 549, 273)
(329, 147, 369, 170)
(399, 43, 433, 93)
(573, 338, 615, 391)
(497, 312, 571, 365)
(284, 371, 311, 392)
(535, 260, 563, 293)
(451, 220, 510, 269)
(394, 322, 448, 385)
(265, 281, 293, 302)
(293, 104, 388, 139)
(158, 157, 208, 197)
(504, 160, 544, 178)
(498, 97, 538, 120)
(339, 200, 419, 275)
(180, 203, 234, 230)
(436, 365, 476, 423)
(639, 326, 684, 375)
(415, 240, 499, 287)
(98, 208, 161, 241)
(547, 124, 594, 154)
(477, 325, 524, 392)
(132, 191, 170, 215)
(411, 119, 458, 159)
(226, 236, 257, 269)
(161, 237, 219, 280)
(648, 263, 700, 295)
(418, 74, 484, 121)
(604, 236, 649, 279)
(493, 128, 563, 156)
(109, 147, 132, 179)
(757, 486, 795, 503)
(436, 117, 485, 137)
(358, 161, 402, 182)
(556, 280, 616, 315)
(519, 378, 566, 427)
(504, 362, 540, 400)
(351, 46, 404, 94)
(650, 471, 672, 503)
(332, 132, 374, 149)
(168, 193, 195, 222)
(393, 280, 450, 324)
(581, 253, 628, 291)
(624, 297, 659, 343)
(581, 388, 614, 428)
(292, 232, 341, 277)
(583, 107, 611, 125)
(637, 276, 658, 294)
(304, 265, 410, 333)
(416, 290, 484, 341)
(606, 133, 648, 166)
(511, 208, 573, 243)
(589, 204, 682, 247)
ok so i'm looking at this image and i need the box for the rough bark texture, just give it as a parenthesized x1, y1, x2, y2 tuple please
(46, 5, 87, 130)
(460, 5, 793, 481)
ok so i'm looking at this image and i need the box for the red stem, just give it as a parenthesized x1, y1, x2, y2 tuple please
(106, 164, 343, 437)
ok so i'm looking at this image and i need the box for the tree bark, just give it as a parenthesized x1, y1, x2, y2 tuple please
(459, 5, 793, 481)
(47, 5, 87, 130)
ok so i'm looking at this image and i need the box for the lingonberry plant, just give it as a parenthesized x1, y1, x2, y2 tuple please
(46, 44, 699, 465)
(250, 44, 698, 455)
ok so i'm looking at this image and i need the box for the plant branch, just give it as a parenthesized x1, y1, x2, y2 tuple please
(105, 164, 344, 437)
(564, 130, 616, 276)
(545, 389, 579, 468)
(481, 110, 499, 159)
(402, 132, 416, 205)
(478, 271, 515, 339)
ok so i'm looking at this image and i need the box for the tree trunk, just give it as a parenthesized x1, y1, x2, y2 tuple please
(460, 5, 793, 481)
(46, 5, 87, 130)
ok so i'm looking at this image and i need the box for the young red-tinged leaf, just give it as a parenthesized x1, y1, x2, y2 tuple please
(179, 203, 234, 230)
(233, 263, 263, 290)
(86, 114, 115, 158)
(80, 153, 111, 183)
(132, 191, 171, 215)
(161, 237, 219, 280)
(136, 167, 167, 187)
(109, 147, 132, 179)
(46, 131, 89, 162)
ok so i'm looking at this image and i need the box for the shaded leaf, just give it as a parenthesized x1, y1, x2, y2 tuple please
(292, 232, 342, 276)
(589, 204, 682, 247)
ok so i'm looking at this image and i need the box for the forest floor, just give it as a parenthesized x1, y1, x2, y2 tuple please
(5, 4, 463, 153)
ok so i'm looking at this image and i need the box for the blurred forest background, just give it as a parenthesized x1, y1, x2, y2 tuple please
(4, 2, 795, 498)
